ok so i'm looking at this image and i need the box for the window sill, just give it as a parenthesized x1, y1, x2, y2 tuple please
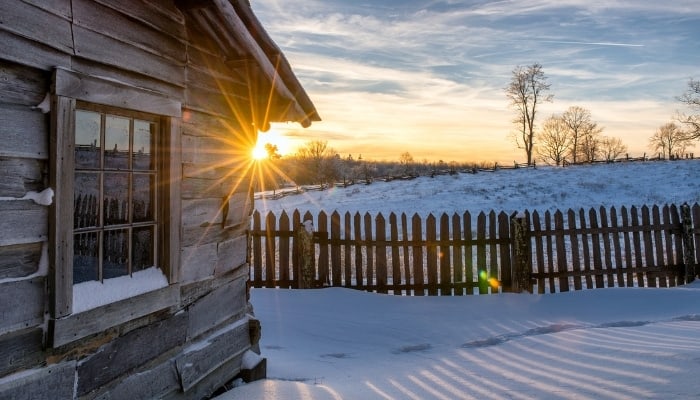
(49, 284, 179, 348)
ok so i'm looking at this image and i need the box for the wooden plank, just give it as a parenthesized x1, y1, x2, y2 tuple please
(331, 212, 342, 286)
(364, 212, 373, 289)
(0, 157, 45, 197)
(401, 213, 411, 294)
(180, 266, 245, 307)
(488, 211, 498, 293)
(631, 206, 645, 287)
(0, 105, 48, 160)
(641, 206, 656, 287)
(609, 207, 625, 287)
(291, 211, 301, 288)
(344, 212, 352, 288)
(498, 212, 511, 292)
(72, 0, 186, 64)
(464, 211, 474, 295)
(579, 209, 593, 289)
(94, 0, 187, 40)
(662, 205, 678, 286)
(532, 211, 545, 294)
(691, 204, 700, 283)
(670, 204, 684, 284)
(52, 68, 182, 117)
(0, 327, 44, 377)
(214, 236, 247, 276)
(390, 213, 401, 295)
(318, 212, 329, 286)
(187, 277, 247, 340)
(175, 319, 251, 392)
(76, 312, 188, 397)
(181, 176, 250, 199)
(180, 107, 245, 139)
(354, 212, 363, 289)
(554, 211, 569, 292)
(426, 214, 438, 296)
(279, 211, 291, 288)
(589, 208, 604, 288)
(567, 209, 582, 290)
(477, 212, 487, 294)
(376, 214, 388, 293)
(412, 214, 424, 296)
(452, 214, 464, 296)
(181, 134, 244, 165)
(544, 212, 555, 293)
(0, 361, 75, 400)
(0, 59, 48, 106)
(652, 206, 667, 287)
(621, 206, 635, 287)
(0, 29, 71, 72)
(0, 242, 42, 279)
(163, 115, 182, 285)
(440, 213, 452, 295)
(180, 242, 217, 283)
(0, 200, 47, 247)
(92, 357, 179, 400)
(50, 284, 179, 347)
(181, 198, 225, 227)
(181, 220, 241, 248)
(0, 1, 73, 53)
(600, 207, 615, 287)
(0, 277, 45, 335)
(264, 212, 276, 287)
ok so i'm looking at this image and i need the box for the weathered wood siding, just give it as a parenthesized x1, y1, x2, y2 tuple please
(0, 1, 263, 398)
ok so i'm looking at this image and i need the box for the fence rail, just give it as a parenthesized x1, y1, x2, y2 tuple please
(249, 203, 699, 295)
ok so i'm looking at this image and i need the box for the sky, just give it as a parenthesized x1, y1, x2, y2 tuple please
(251, 0, 700, 163)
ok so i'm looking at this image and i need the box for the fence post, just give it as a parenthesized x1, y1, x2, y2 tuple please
(295, 217, 315, 289)
(681, 203, 696, 283)
(510, 212, 531, 293)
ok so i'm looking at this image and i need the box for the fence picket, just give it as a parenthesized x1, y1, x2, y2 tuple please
(567, 209, 582, 290)
(252, 211, 262, 287)
(376, 214, 388, 294)
(318, 211, 329, 286)
(589, 208, 604, 289)
(489, 211, 499, 293)
(477, 212, 487, 294)
(354, 212, 363, 288)
(641, 206, 656, 287)
(532, 211, 545, 294)
(390, 213, 401, 295)
(652, 206, 666, 287)
(452, 214, 464, 295)
(331, 211, 342, 287)
(579, 209, 593, 289)
(292, 210, 302, 288)
(265, 212, 276, 288)
(631, 206, 644, 287)
(412, 214, 424, 295)
(545, 211, 555, 293)
(600, 207, 615, 287)
(426, 214, 438, 296)
(364, 213, 374, 289)
(554, 211, 569, 292)
(498, 212, 511, 292)
(440, 213, 452, 296)
(670, 204, 684, 283)
(344, 212, 352, 287)
(620, 206, 634, 287)
(401, 213, 411, 293)
(463, 211, 474, 295)
(661, 205, 676, 286)
(609, 207, 625, 287)
(279, 211, 290, 288)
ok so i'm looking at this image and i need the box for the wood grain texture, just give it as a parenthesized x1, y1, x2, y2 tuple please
(0, 157, 45, 197)
(0, 361, 76, 400)
(186, 276, 248, 340)
(0, 278, 45, 335)
(0, 105, 48, 160)
(0, 59, 48, 106)
(0, 200, 47, 247)
(0, 242, 43, 279)
(0, 328, 44, 377)
(0, 1, 73, 53)
(0, 29, 71, 71)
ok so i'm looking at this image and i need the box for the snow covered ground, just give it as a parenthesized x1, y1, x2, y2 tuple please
(221, 160, 700, 399)
(254, 160, 700, 217)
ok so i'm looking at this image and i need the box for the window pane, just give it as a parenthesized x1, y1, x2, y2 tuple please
(103, 229, 129, 279)
(75, 110, 101, 169)
(105, 116, 130, 169)
(132, 226, 155, 272)
(74, 232, 99, 284)
(133, 120, 154, 170)
(132, 173, 154, 222)
(104, 172, 129, 225)
(74, 172, 100, 229)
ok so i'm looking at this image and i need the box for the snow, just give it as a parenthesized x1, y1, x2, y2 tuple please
(255, 160, 700, 217)
(219, 160, 700, 399)
(72, 266, 168, 314)
(0, 188, 54, 206)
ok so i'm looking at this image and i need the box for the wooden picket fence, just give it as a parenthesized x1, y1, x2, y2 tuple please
(249, 203, 699, 295)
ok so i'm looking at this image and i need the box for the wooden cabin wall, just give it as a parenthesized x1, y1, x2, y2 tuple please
(0, 1, 261, 398)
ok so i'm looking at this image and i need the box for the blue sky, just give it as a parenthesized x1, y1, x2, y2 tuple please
(253, 0, 700, 163)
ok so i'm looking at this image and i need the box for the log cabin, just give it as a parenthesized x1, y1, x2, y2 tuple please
(0, 0, 319, 398)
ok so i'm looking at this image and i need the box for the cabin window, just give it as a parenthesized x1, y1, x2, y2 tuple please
(73, 105, 159, 283)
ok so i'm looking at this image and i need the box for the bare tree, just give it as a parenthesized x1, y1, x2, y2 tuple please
(560, 106, 595, 164)
(649, 122, 691, 158)
(398, 152, 414, 175)
(599, 136, 627, 161)
(677, 78, 700, 139)
(295, 140, 339, 184)
(537, 115, 571, 165)
(578, 122, 604, 162)
(505, 63, 553, 165)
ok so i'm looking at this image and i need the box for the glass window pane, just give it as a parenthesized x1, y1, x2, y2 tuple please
(104, 172, 129, 225)
(133, 120, 154, 170)
(74, 172, 100, 229)
(103, 229, 129, 279)
(75, 110, 101, 169)
(132, 173, 154, 223)
(132, 226, 155, 273)
(105, 116, 130, 169)
(74, 232, 99, 284)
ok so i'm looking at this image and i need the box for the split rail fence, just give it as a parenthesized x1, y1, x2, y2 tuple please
(249, 203, 699, 295)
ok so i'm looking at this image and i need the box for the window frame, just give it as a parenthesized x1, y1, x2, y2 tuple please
(48, 68, 181, 347)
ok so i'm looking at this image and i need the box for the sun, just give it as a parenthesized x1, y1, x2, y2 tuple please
(252, 142, 268, 160)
